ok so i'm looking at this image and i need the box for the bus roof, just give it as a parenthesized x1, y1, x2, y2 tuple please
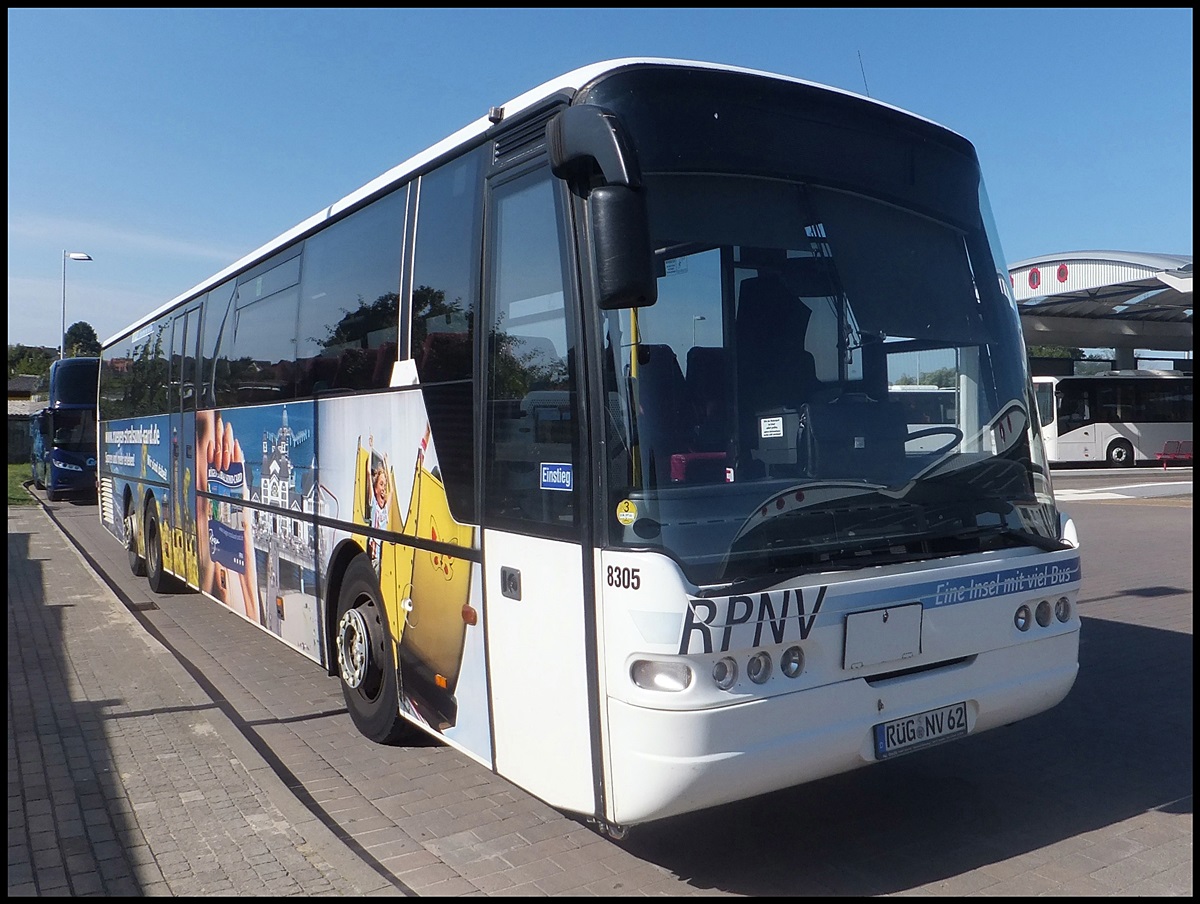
(102, 57, 959, 349)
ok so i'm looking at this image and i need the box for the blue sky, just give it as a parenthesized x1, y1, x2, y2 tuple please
(7, 8, 1193, 351)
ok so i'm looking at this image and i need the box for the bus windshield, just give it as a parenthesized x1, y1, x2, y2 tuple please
(597, 162, 1054, 587)
(47, 407, 98, 454)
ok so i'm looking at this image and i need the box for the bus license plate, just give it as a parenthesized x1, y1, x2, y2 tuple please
(873, 702, 968, 760)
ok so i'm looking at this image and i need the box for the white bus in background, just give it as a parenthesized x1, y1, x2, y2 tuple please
(1033, 371, 1193, 466)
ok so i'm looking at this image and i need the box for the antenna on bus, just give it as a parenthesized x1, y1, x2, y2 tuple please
(858, 51, 871, 98)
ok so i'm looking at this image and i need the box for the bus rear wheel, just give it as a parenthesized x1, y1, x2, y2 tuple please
(126, 499, 147, 576)
(1106, 439, 1134, 467)
(144, 500, 179, 594)
(335, 555, 410, 744)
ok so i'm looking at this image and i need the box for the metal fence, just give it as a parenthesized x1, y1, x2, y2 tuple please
(9, 415, 33, 465)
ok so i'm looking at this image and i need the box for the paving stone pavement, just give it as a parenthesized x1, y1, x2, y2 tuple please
(8, 504, 396, 896)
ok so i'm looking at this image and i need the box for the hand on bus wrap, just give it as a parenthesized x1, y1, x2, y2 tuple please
(196, 411, 260, 622)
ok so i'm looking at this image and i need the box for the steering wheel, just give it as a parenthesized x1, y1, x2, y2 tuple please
(906, 425, 963, 456)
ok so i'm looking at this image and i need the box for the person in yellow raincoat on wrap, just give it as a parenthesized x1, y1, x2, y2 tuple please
(353, 428, 474, 731)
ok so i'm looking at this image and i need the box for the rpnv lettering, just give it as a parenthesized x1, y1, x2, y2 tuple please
(679, 587, 827, 654)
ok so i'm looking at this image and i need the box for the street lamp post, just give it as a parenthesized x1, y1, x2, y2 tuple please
(61, 251, 93, 359)
(692, 315, 706, 347)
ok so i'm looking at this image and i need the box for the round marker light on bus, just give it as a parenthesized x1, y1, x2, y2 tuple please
(712, 657, 738, 690)
(780, 646, 805, 678)
(630, 660, 692, 692)
(747, 651, 772, 685)
(1014, 605, 1032, 631)
(1035, 600, 1053, 628)
(1055, 596, 1071, 623)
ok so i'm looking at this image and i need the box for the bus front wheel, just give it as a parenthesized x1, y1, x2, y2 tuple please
(335, 555, 409, 744)
(1107, 439, 1134, 467)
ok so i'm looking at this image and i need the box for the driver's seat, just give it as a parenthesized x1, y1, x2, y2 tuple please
(797, 395, 908, 484)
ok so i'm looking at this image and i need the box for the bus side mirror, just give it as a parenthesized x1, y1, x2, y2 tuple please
(548, 104, 657, 311)
(589, 184, 657, 310)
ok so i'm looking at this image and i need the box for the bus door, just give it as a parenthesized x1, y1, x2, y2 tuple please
(169, 305, 201, 584)
(479, 166, 598, 816)
(1055, 383, 1096, 462)
(1033, 379, 1059, 461)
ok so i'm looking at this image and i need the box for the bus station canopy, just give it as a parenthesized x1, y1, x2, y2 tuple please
(1009, 251, 1193, 353)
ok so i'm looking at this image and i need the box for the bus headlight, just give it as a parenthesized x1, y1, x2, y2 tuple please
(52, 460, 83, 471)
(1055, 596, 1071, 623)
(1035, 600, 1053, 627)
(1014, 605, 1032, 631)
(630, 660, 692, 692)
(780, 646, 805, 678)
(747, 651, 772, 685)
(712, 657, 738, 690)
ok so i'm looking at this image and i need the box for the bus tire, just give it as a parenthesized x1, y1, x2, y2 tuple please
(126, 496, 147, 577)
(1106, 439, 1134, 467)
(335, 555, 409, 744)
(144, 499, 178, 594)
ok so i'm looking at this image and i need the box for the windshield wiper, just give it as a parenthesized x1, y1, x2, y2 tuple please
(699, 525, 1071, 597)
(952, 524, 1072, 552)
(697, 567, 820, 598)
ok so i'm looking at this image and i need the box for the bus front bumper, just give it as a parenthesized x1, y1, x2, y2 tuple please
(604, 629, 1079, 826)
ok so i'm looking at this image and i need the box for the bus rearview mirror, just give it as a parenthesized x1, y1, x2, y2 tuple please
(590, 184, 657, 310)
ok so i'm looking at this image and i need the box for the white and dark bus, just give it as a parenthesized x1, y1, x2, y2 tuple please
(98, 58, 1081, 836)
(1033, 371, 1193, 466)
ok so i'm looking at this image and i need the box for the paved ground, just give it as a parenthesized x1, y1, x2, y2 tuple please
(8, 503, 394, 896)
(9, 498, 694, 896)
(8, 477, 1193, 896)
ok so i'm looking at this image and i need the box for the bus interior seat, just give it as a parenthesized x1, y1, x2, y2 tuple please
(301, 354, 340, 394)
(332, 347, 374, 391)
(371, 341, 398, 388)
(686, 346, 733, 454)
(735, 272, 817, 467)
(633, 343, 694, 483)
(273, 359, 296, 398)
(798, 394, 909, 484)
(417, 332, 472, 383)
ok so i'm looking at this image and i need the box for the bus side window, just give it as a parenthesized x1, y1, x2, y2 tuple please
(295, 183, 406, 390)
(483, 167, 577, 534)
(1058, 390, 1089, 428)
(410, 148, 485, 523)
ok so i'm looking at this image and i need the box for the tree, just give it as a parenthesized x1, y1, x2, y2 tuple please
(921, 366, 959, 389)
(1027, 345, 1084, 360)
(7, 344, 56, 379)
(63, 321, 101, 357)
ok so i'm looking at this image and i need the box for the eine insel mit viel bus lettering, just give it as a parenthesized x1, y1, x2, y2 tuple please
(96, 58, 1081, 837)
